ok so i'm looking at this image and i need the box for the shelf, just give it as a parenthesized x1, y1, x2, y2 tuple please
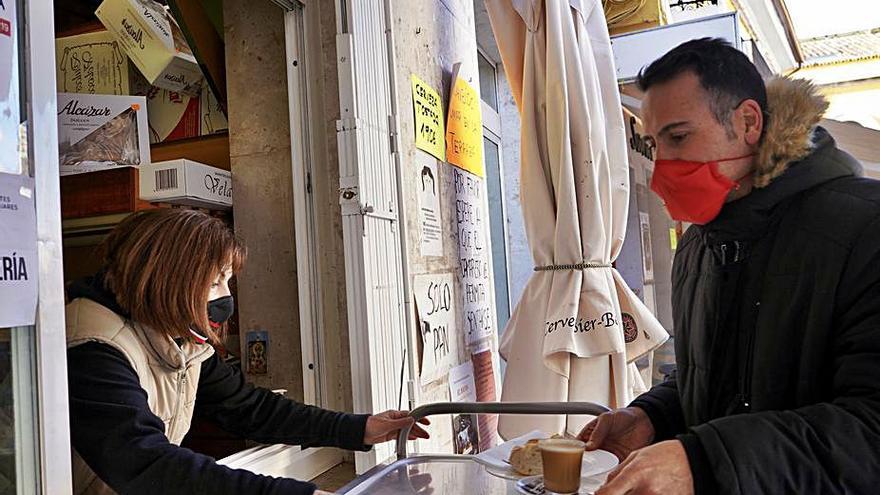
(151, 132, 231, 171)
(60, 167, 155, 221)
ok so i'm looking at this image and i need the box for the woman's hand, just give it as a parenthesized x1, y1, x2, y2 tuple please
(363, 410, 431, 445)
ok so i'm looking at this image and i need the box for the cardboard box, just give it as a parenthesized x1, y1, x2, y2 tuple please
(56, 30, 135, 95)
(130, 75, 228, 143)
(57, 93, 150, 176)
(95, 0, 204, 96)
(140, 159, 232, 209)
(200, 84, 228, 136)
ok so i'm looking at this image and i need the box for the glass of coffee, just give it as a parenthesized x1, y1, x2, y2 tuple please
(539, 438, 585, 494)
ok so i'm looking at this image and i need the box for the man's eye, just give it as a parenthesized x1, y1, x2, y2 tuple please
(670, 134, 687, 143)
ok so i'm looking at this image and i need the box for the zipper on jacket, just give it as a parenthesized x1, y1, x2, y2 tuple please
(737, 301, 760, 413)
(171, 369, 187, 437)
(719, 241, 744, 266)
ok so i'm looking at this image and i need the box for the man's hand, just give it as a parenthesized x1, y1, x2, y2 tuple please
(577, 407, 655, 461)
(363, 410, 431, 445)
(596, 440, 694, 495)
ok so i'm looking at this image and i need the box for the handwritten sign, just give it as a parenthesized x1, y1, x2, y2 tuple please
(416, 152, 443, 257)
(412, 75, 445, 161)
(446, 64, 484, 177)
(454, 169, 494, 344)
(414, 273, 457, 386)
(0, 173, 38, 327)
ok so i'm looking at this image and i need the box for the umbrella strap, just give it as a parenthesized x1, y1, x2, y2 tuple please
(534, 262, 611, 271)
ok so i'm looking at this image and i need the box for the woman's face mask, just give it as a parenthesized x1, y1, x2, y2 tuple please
(208, 295, 235, 326)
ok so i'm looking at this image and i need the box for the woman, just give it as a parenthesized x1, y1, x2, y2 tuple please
(66, 209, 428, 494)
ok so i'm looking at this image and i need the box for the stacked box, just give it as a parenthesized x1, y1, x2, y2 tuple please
(95, 0, 204, 96)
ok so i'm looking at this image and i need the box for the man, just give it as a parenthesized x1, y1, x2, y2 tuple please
(579, 38, 880, 494)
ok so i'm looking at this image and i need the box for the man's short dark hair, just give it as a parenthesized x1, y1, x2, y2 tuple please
(636, 38, 767, 137)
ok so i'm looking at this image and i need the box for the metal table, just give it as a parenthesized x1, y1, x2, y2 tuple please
(339, 402, 610, 495)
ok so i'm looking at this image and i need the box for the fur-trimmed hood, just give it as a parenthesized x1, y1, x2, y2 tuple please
(753, 77, 830, 187)
(703, 77, 862, 242)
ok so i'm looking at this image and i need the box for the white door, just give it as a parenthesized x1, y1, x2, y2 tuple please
(335, 0, 411, 472)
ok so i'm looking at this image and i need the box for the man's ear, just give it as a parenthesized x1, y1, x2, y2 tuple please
(737, 99, 764, 146)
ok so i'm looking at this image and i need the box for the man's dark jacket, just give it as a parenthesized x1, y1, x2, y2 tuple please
(631, 77, 880, 494)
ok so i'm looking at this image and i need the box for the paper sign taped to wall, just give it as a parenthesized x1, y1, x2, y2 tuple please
(414, 273, 457, 386)
(446, 63, 484, 177)
(454, 169, 496, 344)
(412, 75, 446, 161)
(416, 152, 443, 257)
(449, 360, 477, 402)
(0, 173, 38, 327)
(449, 360, 479, 454)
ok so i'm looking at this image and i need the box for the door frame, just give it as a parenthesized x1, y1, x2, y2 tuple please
(25, 0, 74, 492)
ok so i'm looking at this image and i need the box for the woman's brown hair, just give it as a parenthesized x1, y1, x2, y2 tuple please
(98, 209, 246, 342)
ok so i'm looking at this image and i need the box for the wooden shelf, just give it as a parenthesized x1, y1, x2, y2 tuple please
(151, 132, 231, 171)
(60, 167, 156, 221)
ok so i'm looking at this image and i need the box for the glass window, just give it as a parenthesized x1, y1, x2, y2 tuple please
(483, 136, 510, 333)
(0, 1, 44, 491)
(0, 0, 72, 491)
(478, 52, 498, 112)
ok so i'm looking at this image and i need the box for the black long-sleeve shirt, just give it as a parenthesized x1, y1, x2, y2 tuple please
(68, 341, 370, 494)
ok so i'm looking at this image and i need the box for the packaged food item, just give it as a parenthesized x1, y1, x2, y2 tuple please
(57, 93, 150, 176)
(56, 30, 135, 95)
(95, 0, 204, 95)
(140, 159, 232, 210)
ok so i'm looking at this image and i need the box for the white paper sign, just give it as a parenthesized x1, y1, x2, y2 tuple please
(454, 169, 495, 344)
(0, 173, 38, 327)
(416, 152, 443, 257)
(414, 273, 457, 386)
(449, 361, 477, 402)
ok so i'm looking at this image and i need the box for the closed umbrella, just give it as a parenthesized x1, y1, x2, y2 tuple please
(485, 0, 669, 438)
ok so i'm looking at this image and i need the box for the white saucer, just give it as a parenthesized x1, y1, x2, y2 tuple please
(483, 449, 617, 481)
(515, 474, 606, 495)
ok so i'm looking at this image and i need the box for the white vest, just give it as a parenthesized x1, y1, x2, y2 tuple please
(66, 298, 215, 495)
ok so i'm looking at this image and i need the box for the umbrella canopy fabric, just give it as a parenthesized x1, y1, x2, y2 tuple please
(484, 0, 669, 438)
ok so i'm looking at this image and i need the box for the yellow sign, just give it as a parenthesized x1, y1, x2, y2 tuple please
(411, 75, 445, 161)
(445, 74, 484, 177)
(669, 228, 678, 251)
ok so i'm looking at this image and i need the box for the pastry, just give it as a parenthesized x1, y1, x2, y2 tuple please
(509, 439, 543, 475)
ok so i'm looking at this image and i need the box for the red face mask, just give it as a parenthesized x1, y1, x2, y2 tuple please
(650, 154, 755, 224)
